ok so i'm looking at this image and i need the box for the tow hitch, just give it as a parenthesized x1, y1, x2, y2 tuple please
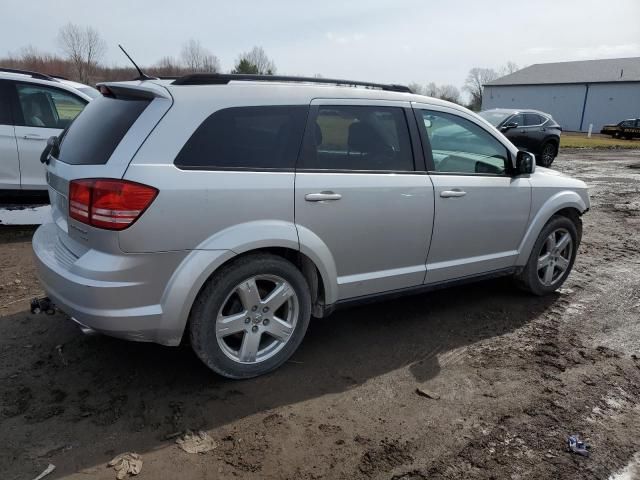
(30, 296, 55, 315)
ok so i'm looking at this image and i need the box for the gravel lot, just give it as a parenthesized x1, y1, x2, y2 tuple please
(1, 149, 639, 479)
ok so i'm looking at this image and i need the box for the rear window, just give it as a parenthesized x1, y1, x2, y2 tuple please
(174, 105, 308, 170)
(57, 95, 150, 165)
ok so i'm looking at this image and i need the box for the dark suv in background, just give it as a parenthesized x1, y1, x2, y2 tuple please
(480, 109, 562, 167)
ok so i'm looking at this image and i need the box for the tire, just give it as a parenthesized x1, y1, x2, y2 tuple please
(516, 215, 579, 296)
(538, 141, 557, 167)
(189, 254, 311, 379)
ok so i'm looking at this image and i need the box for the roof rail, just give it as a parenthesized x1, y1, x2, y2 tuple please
(0, 67, 59, 82)
(171, 73, 412, 93)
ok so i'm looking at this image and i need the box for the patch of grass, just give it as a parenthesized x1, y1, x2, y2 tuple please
(560, 133, 640, 149)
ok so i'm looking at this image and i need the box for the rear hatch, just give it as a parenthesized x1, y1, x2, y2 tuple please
(45, 81, 172, 257)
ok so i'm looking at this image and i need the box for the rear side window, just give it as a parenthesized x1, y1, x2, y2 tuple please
(524, 113, 544, 126)
(174, 106, 308, 170)
(58, 95, 150, 165)
(300, 105, 414, 171)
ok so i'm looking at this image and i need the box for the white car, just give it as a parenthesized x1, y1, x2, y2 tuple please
(0, 68, 96, 193)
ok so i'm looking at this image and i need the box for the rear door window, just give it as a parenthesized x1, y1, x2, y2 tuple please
(524, 114, 544, 126)
(57, 95, 150, 165)
(15, 83, 86, 129)
(174, 106, 308, 170)
(300, 105, 414, 171)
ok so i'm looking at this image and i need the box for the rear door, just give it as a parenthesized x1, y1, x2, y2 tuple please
(0, 80, 19, 190)
(11, 82, 87, 189)
(294, 100, 434, 300)
(522, 113, 546, 152)
(44, 83, 172, 256)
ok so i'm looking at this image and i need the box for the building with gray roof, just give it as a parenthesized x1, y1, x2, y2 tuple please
(482, 57, 640, 131)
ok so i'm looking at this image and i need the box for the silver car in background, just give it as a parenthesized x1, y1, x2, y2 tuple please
(33, 75, 589, 378)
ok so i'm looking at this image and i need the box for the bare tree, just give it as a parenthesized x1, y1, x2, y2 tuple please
(152, 56, 184, 76)
(424, 82, 439, 97)
(233, 46, 276, 75)
(437, 84, 461, 104)
(408, 82, 461, 104)
(57, 23, 106, 84)
(500, 61, 520, 76)
(464, 67, 499, 111)
(408, 82, 424, 95)
(180, 39, 220, 73)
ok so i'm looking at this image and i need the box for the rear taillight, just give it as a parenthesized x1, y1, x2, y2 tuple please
(69, 179, 158, 231)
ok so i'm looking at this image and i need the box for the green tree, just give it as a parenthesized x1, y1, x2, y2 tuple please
(232, 46, 276, 75)
(232, 58, 260, 74)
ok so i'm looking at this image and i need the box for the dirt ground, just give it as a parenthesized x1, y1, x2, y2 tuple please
(1, 149, 640, 480)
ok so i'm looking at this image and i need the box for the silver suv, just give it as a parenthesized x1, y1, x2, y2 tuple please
(33, 74, 590, 378)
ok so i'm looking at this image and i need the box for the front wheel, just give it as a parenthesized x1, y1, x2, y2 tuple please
(189, 254, 311, 379)
(517, 216, 579, 296)
(539, 142, 557, 167)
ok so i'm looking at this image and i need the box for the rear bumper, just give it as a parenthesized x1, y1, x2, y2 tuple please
(32, 222, 188, 345)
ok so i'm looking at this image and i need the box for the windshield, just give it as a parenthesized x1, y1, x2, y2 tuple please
(78, 87, 100, 99)
(478, 111, 512, 127)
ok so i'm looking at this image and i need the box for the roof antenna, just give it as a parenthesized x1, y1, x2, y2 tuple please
(118, 44, 157, 81)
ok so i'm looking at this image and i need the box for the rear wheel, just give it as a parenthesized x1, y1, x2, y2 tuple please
(539, 142, 557, 167)
(517, 216, 579, 296)
(189, 254, 311, 379)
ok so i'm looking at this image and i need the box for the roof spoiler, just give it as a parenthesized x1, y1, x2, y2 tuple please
(95, 82, 171, 100)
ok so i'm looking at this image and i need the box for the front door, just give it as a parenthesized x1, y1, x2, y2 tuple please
(295, 101, 434, 300)
(11, 81, 86, 189)
(414, 106, 531, 283)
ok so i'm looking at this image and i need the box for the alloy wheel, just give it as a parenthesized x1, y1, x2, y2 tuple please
(215, 274, 299, 364)
(537, 228, 573, 286)
(541, 144, 555, 166)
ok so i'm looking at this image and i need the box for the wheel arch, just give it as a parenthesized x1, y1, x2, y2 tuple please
(516, 192, 587, 266)
(157, 221, 338, 346)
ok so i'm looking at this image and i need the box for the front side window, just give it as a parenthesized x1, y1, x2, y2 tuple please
(419, 110, 510, 175)
(15, 83, 86, 129)
(506, 114, 524, 127)
(621, 120, 633, 127)
(301, 105, 414, 171)
(175, 106, 308, 169)
(478, 110, 511, 127)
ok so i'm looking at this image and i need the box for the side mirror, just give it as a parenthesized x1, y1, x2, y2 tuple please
(40, 136, 60, 165)
(501, 122, 518, 132)
(516, 151, 535, 175)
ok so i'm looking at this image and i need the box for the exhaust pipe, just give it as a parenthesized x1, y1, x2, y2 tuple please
(70, 317, 99, 336)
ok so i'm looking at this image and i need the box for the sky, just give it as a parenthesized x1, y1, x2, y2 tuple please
(1, 0, 639, 90)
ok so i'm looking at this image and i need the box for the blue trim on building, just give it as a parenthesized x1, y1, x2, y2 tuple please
(579, 83, 590, 131)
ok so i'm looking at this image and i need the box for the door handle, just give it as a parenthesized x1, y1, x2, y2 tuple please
(22, 134, 44, 140)
(305, 191, 342, 202)
(440, 190, 466, 198)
